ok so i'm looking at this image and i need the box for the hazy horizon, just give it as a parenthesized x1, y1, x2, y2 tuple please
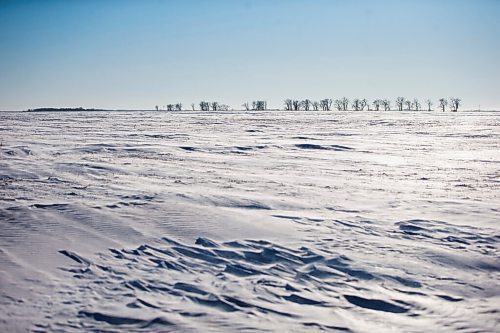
(6, 103, 500, 112)
(1, 0, 499, 111)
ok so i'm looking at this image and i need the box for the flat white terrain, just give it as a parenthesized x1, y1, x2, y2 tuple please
(0, 110, 498, 332)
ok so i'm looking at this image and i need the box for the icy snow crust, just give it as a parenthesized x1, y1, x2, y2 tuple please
(0, 110, 499, 332)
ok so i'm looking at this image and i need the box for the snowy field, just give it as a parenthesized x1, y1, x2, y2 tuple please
(0, 110, 499, 332)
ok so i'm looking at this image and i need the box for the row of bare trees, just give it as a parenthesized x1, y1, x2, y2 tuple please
(439, 98, 461, 112)
(198, 101, 230, 111)
(242, 101, 267, 111)
(285, 97, 461, 112)
(155, 104, 182, 111)
(157, 97, 461, 112)
(284, 99, 336, 111)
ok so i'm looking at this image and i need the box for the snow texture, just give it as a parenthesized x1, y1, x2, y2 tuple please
(0, 110, 499, 332)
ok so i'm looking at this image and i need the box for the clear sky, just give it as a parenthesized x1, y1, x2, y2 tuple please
(1, 0, 499, 110)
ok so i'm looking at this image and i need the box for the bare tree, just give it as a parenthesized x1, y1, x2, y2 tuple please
(252, 101, 267, 110)
(292, 100, 302, 111)
(155, 105, 159, 111)
(312, 101, 319, 111)
(199, 101, 210, 111)
(412, 98, 421, 111)
(425, 99, 432, 111)
(319, 100, 326, 111)
(191, 103, 195, 111)
(334, 99, 343, 111)
(381, 99, 391, 111)
(167, 104, 174, 111)
(395, 97, 405, 111)
(211, 102, 219, 111)
(175, 103, 182, 111)
(242, 102, 250, 111)
(320, 99, 332, 111)
(341, 97, 349, 111)
(372, 99, 381, 111)
(284, 99, 293, 111)
(450, 97, 461, 112)
(303, 99, 311, 111)
(352, 98, 361, 111)
(219, 104, 230, 111)
(360, 99, 368, 111)
(405, 100, 412, 111)
(438, 98, 447, 112)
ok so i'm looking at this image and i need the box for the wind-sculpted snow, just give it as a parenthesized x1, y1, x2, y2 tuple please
(0, 110, 499, 332)
(40, 231, 500, 332)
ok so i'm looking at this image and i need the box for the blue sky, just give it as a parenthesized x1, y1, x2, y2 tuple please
(1, 0, 499, 110)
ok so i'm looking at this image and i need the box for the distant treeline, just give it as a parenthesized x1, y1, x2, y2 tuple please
(26, 107, 104, 112)
(157, 97, 461, 112)
(26, 98, 463, 113)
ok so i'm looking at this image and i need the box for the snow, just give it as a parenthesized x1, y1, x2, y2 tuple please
(1, 110, 499, 332)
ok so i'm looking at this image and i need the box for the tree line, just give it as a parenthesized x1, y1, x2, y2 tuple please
(156, 97, 461, 112)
